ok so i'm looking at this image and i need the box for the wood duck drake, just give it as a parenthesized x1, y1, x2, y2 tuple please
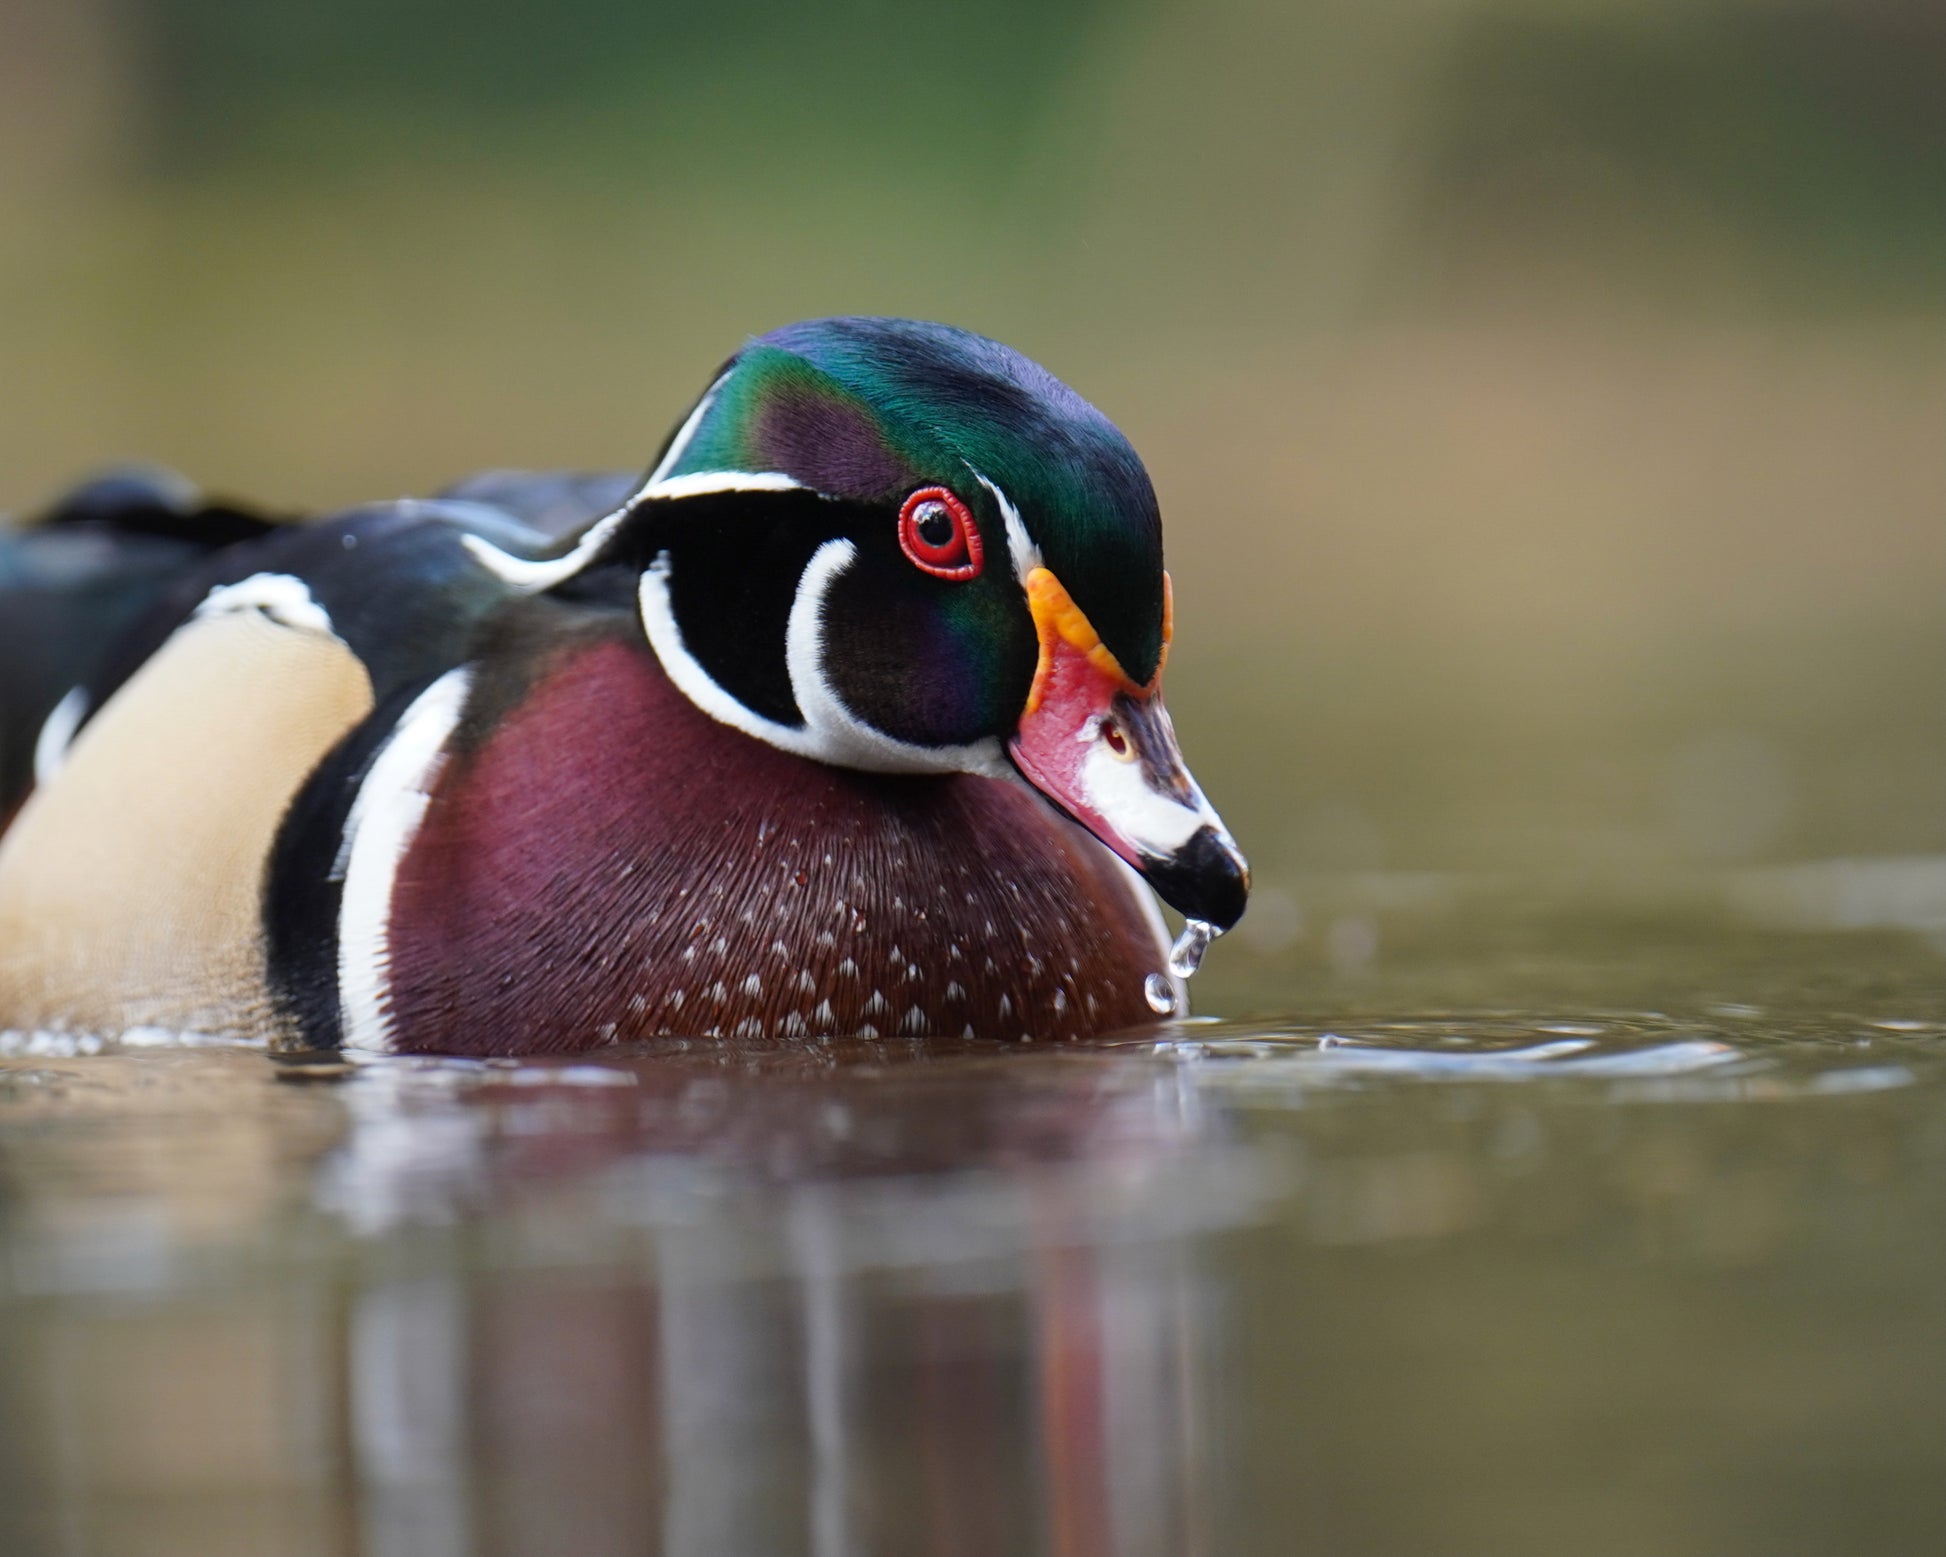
(0, 318, 1247, 1054)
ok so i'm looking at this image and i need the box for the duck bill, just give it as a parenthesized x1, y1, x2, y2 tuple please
(1007, 569, 1249, 931)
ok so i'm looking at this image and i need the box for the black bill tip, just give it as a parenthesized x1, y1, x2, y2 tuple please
(1140, 825, 1250, 932)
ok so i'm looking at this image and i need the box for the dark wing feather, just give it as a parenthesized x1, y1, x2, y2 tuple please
(0, 469, 285, 820)
(2, 465, 633, 828)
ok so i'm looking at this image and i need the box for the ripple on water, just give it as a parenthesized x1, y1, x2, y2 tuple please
(1115, 1011, 1940, 1103)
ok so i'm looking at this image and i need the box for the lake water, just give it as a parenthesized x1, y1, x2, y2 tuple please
(2, 869, 1941, 1556)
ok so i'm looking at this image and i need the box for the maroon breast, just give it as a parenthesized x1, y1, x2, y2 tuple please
(383, 635, 1168, 1055)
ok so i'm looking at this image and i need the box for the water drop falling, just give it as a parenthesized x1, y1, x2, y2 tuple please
(1138, 919, 1222, 1018)
(1167, 919, 1219, 981)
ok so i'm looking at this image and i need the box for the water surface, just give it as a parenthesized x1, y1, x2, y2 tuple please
(1, 881, 1941, 1557)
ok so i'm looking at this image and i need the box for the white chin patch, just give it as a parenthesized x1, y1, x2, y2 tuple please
(1078, 739, 1217, 857)
(640, 538, 1008, 779)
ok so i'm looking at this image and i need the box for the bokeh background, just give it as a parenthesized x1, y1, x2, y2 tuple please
(4, 0, 1941, 1000)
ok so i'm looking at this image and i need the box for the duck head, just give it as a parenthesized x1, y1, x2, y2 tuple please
(480, 317, 1248, 932)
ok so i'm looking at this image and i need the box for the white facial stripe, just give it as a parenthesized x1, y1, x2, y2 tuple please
(1078, 738, 1217, 856)
(31, 686, 88, 789)
(972, 470, 1040, 582)
(639, 551, 813, 755)
(639, 539, 1008, 778)
(337, 667, 474, 1053)
(637, 470, 804, 501)
(195, 572, 339, 638)
(785, 539, 1011, 777)
(461, 471, 809, 592)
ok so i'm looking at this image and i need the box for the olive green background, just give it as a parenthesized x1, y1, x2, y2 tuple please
(4, 0, 1939, 892)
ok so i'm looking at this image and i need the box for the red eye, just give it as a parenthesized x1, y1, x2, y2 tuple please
(897, 487, 984, 580)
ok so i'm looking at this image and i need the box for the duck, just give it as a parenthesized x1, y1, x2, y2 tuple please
(0, 317, 1248, 1054)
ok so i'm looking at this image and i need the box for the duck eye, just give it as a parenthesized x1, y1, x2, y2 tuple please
(916, 505, 955, 548)
(897, 487, 984, 581)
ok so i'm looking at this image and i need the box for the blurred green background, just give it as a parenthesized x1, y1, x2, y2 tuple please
(3, 0, 1941, 923)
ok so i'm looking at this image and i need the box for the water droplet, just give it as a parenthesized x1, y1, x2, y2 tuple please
(1143, 973, 1178, 1014)
(1167, 919, 1220, 980)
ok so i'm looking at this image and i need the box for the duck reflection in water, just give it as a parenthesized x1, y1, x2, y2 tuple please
(6, 1042, 1269, 1557)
